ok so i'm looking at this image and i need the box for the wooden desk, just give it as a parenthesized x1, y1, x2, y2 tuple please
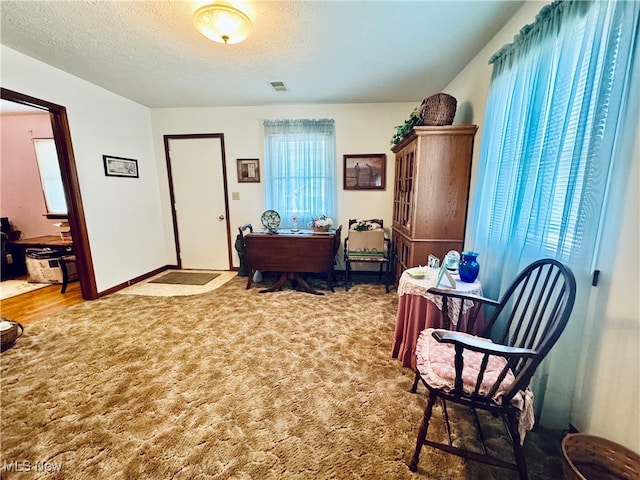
(9, 235, 70, 248)
(244, 227, 342, 295)
(6, 236, 74, 290)
(391, 270, 483, 370)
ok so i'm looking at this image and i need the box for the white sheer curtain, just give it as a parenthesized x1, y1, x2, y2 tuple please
(467, 0, 639, 427)
(263, 119, 336, 228)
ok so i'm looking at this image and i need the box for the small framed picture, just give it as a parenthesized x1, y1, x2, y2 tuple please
(435, 261, 457, 289)
(103, 155, 139, 178)
(343, 154, 386, 190)
(237, 158, 260, 183)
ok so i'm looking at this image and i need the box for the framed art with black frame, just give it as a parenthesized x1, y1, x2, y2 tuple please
(343, 154, 386, 190)
(237, 158, 260, 183)
(103, 155, 139, 178)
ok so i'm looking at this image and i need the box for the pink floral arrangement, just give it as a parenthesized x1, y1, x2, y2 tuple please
(292, 216, 298, 223)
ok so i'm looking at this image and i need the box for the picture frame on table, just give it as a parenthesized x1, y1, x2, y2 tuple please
(103, 155, 139, 178)
(343, 154, 386, 190)
(436, 261, 457, 289)
(237, 158, 260, 183)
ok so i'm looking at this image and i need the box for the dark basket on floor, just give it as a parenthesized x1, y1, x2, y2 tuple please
(419, 93, 457, 126)
(561, 433, 640, 480)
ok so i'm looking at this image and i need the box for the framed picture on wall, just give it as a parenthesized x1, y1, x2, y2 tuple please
(103, 155, 139, 178)
(237, 158, 260, 183)
(343, 154, 386, 190)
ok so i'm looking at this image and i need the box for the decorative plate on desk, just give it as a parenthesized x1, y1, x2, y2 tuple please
(261, 210, 281, 232)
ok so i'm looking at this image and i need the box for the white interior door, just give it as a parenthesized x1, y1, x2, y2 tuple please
(168, 137, 229, 270)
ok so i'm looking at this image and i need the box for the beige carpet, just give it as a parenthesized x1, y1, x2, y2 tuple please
(0, 276, 565, 479)
(0, 279, 50, 300)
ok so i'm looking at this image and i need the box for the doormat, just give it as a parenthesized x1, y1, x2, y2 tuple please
(149, 272, 220, 286)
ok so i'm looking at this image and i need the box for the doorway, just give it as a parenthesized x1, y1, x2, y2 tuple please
(164, 134, 232, 270)
(0, 88, 96, 299)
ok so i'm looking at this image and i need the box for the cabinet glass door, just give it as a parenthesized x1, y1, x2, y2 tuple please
(392, 151, 404, 227)
(399, 143, 415, 235)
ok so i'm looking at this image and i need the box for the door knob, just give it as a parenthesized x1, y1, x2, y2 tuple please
(218, 215, 225, 220)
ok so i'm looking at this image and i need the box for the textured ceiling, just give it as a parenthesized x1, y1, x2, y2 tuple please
(0, 1, 524, 108)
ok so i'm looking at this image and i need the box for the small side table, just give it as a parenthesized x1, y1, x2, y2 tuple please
(391, 269, 483, 370)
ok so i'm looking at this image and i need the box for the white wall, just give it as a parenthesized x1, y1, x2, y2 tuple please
(0, 44, 426, 286)
(442, 2, 640, 452)
(151, 103, 415, 269)
(575, 120, 640, 451)
(1, 46, 168, 292)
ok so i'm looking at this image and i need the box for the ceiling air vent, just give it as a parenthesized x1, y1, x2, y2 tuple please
(269, 81, 288, 92)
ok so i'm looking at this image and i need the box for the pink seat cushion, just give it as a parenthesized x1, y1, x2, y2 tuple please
(415, 328, 535, 441)
(416, 328, 516, 407)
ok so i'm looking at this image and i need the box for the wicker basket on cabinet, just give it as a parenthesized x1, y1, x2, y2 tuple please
(419, 93, 457, 126)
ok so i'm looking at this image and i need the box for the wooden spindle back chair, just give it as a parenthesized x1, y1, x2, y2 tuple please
(408, 258, 576, 480)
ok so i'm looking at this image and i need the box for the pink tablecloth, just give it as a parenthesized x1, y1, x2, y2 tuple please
(391, 271, 483, 371)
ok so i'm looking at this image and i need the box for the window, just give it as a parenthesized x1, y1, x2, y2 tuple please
(468, 0, 639, 428)
(471, 0, 639, 288)
(33, 138, 67, 216)
(263, 119, 336, 228)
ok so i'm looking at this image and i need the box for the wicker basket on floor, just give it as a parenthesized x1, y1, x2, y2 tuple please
(561, 433, 640, 480)
(1, 319, 23, 349)
(419, 93, 457, 126)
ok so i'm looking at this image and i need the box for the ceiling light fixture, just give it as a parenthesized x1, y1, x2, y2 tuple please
(193, 3, 253, 45)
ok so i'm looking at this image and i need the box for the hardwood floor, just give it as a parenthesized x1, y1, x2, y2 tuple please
(0, 279, 84, 325)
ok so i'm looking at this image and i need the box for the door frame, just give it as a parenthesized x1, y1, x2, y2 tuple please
(1, 87, 97, 299)
(163, 133, 233, 270)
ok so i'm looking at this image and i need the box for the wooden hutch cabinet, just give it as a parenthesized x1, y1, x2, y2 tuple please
(391, 125, 477, 284)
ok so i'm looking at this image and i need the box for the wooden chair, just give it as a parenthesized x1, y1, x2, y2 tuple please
(237, 224, 254, 288)
(343, 219, 391, 292)
(408, 258, 576, 480)
(58, 254, 77, 293)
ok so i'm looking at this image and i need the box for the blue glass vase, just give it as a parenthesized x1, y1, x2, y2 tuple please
(459, 251, 480, 283)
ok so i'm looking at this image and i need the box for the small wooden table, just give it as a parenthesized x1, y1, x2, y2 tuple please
(243, 227, 342, 295)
